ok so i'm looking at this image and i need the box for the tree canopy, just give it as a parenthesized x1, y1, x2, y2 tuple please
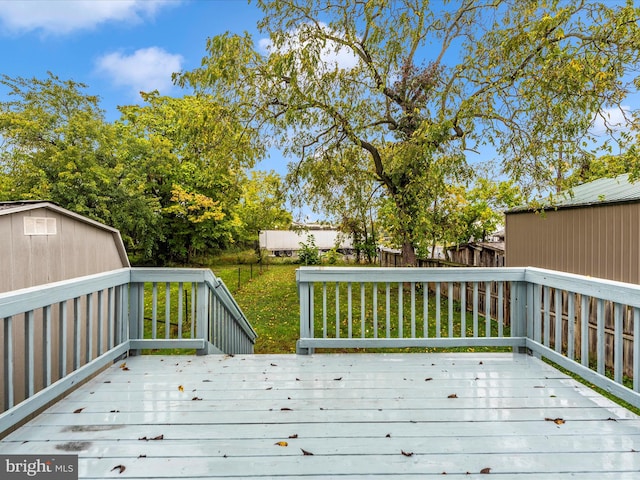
(177, 0, 640, 264)
(0, 74, 291, 264)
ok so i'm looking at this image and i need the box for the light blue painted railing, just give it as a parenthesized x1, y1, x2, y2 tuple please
(0, 267, 256, 434)
(297, 266, 640, 408)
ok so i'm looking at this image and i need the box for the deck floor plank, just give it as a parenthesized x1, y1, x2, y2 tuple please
(2, 353, 640, 478)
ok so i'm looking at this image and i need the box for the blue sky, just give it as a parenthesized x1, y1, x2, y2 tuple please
(0, 1, 263, 113)
(0, 0, 635, 196)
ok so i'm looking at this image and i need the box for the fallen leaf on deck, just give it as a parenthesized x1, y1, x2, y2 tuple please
(289, 434, 298, 439)
(480, 467, 491, 474)
(119, 363, 127, 370)
(448, 393, 458, 399)
(334, 377, 342, 381)
(138, 434, 164, 441)
(111, 465, 126, 474)
(192, 397, 203, 401)
(425, 377, 433, 381)
(545, 417, 565, 425)
(606, 417, 617, 421)
(138, 454, 146, 458)
(73, 408, 84, 414)
(301, 448, 314, 455)
(110, 410, 120, 413)
(274, 441, 288, 447)
(281, 407, 293, 411)
(401, 450, 414, 457)
(178, 385, 184, 392)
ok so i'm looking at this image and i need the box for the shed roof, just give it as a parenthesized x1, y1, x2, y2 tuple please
(508, 174, 640, 213)
(0, 201, 130, 267)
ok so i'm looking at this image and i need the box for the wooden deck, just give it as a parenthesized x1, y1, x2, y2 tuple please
(2, 352, 640, 479)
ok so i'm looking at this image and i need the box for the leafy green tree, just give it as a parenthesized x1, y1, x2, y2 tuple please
(117, 92, 265, 263)
(289, 145, 381, 263)
(177, 0, 640, 265)
(234, 170, 292, 250)
(0, 73, 160, 257)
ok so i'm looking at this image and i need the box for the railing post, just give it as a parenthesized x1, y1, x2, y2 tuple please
(511, 281, 528, 353)
(297, 271, 314, 355)
(196, 282, 213, 355)
(128, 282, 142, 356)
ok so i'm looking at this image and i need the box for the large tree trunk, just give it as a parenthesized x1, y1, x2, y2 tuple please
(401, 239, 417, 267)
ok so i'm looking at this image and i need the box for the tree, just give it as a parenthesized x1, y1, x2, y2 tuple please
(177, 0, 640, 265)
(117, 92, 264, 263)
(234, 170, 292, 251)
(289, 145, 381, 262)
(0, 73, 160, 256)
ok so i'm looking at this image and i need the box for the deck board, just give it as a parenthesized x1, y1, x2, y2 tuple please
(2, 353, 640, 478)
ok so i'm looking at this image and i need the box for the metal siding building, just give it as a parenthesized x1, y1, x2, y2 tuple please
(0, 201, 129, 293)
(506, 174, 640, 284)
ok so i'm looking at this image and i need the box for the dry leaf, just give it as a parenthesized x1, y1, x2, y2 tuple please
(111, 465, 126, 474)
(274, 441, 288, 447)
(401, 450, 414, 457)
(73, 408, 84, 414)
(448, 393, 458, 399)
(192, 397, 203, 401)
(178, 385, 184, 392)
(281, 407, 292, 411)
(119, 363, 127, 369)
(289, 434, 298, 439)
(545, 417, 565, 425)
(425, 377, 433, 381)
(301, 448, 314, 456)
(480, 467, 491, 474)
(138, 434, 164, 441)
(334, 377, 342, 381)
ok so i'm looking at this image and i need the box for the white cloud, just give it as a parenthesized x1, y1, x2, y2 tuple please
(592, 105, 632, 135)
(0, 0, 178, 35)
(96, 47, 183, 98)
(259, 22, 359, 72)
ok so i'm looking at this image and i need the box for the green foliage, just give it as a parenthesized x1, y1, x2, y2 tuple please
(234, 170, 292, 248)
(298, 234, 321, 265)
(177, 0, 640, 264)
(0, 74, 292, 265)
(322, 247, 341, 265)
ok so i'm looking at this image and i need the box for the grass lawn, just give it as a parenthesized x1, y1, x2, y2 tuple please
(213, 264, 300, 353)
(218, 263, 509, 355)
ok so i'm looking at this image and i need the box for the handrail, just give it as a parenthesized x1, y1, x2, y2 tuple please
(1, 267, 257, 437)
(297, 266, 640, 409)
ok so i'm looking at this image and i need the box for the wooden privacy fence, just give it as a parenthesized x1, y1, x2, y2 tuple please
(377, 254, 636, 378)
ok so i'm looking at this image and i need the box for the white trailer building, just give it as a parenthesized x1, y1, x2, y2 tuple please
(259, 229, 353, 257)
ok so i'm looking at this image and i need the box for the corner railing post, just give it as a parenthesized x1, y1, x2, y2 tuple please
(297, 269, 314, 355)
(511, 281, 528, 353)
(128, 282, 142, 356)
(195, 282, 211, 355)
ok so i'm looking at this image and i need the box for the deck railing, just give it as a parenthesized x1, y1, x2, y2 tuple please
(0, 267, 256, 435)
(297, 266, 640, 408)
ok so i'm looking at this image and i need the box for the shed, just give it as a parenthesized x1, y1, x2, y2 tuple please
(505, 174, 640, 284)
(0, 201, 129, 293)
